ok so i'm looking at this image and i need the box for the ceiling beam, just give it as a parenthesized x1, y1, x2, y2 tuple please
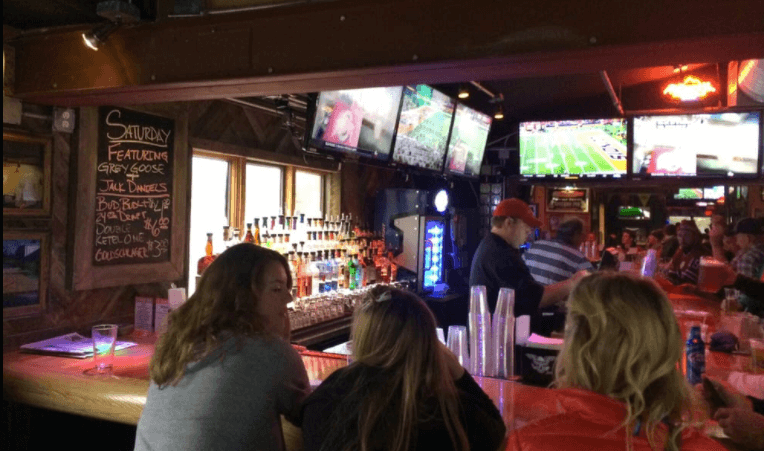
(7, 0, 764, 106)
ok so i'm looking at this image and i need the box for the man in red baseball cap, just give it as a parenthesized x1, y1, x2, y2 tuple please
(469, 198, 587, 335)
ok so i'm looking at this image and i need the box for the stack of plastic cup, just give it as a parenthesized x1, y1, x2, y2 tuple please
(447, 325, 469, 369)
(468, 285, 493, 376)
(492, 287, 516, 379)
(640, 249, 658, 278)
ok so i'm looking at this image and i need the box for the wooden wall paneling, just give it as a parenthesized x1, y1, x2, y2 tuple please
(3, 108, 173, 352)
(327, 171, 341, 217)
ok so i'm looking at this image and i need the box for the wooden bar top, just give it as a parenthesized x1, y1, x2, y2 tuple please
(4, 329, 755, 450)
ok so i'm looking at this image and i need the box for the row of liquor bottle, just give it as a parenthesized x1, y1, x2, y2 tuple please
(221, 213, 376, 255)
(287, 245, 398, 299)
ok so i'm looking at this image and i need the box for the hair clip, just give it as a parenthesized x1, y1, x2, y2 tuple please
(375, 291, 392, 303)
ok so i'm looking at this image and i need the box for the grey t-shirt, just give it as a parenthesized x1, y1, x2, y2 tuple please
(135, 335, 309, 451)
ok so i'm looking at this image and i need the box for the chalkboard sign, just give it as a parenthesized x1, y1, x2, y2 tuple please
(93, 107, 175, 265)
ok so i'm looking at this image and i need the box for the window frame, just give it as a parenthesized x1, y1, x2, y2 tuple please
(293, 168, 326, 219)
(189, 150, 332, 236)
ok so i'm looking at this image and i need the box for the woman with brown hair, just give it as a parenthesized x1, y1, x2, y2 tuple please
(301, 286, 506, 451)
(508, 272, 723, 451)
(134, 243, 309, 451)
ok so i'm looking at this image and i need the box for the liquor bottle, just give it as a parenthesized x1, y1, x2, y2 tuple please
(222, 226, 231, 249)
(244, 223, 255, 243)
(364, 248, 377, 285)
(353, 253, 364, 288)
(388, 251, 398, 282)
(197, 233, 215, 275)
(287, 251, 298, 298)
(686, 325, 705, 385)
(309, 252, 321, 295)
(348, 252, 357, 290)
(232, 229, 241, 246)
(376, 247, 389, 283)
(254, 218, 261, 246)
(328, 250, 338, 291)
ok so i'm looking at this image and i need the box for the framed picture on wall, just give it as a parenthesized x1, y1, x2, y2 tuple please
(3, 231, 50, 318)
(3, 131, 52, 217)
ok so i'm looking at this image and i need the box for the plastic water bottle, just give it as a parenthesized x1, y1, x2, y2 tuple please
(686, 325, 705, 385)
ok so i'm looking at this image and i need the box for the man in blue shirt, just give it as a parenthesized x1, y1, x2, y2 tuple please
(469, 198, 586, 335)
(523, 217, 595, 285)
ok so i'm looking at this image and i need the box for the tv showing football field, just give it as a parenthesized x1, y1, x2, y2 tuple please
(392, 85, 455, 172)
(519, 118, 627, 178)
(444, 104, 492, 178)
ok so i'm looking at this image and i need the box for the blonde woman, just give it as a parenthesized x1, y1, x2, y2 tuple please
(135, 243, 309, 451)
(508, 272, 723, 451)
(301, 286, 506, 451)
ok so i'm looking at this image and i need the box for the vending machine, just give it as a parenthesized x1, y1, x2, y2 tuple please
(374, 189, 449, 294)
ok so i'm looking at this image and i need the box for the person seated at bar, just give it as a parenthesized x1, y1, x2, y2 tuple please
(730, 218, 764, 280)
(699, 377, 764, 450)
(709, 221, 741, 264)
(134, 243, 309, 451)
(507, 272, 723, 451)
(615, 229, 643, 262)
(661, 220, 710, 286)
(646, 229, 664, 253)
(469, 198, 587, 336)
(523, 217, 595, 286)
(661, 223, 680, 263)
(300, 286, 506, 451)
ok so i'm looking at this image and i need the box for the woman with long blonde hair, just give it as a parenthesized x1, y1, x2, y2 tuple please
(301, 286, 506, 451)
(135, 243, 309, 451)
(508, 272, 723, 451)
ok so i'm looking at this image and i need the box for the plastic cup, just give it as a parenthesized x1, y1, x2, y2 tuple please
(698, 257, 726, 293)
(447, 325, 469, 369)
(92, 324, 118, 374)
(468, 285, 492, 376)
(436, 327, 446, 345)
(492, 287, 516, 380)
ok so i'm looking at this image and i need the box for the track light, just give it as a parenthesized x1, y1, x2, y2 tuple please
(82, 21, 120, 50)
(457, 86, 470, 99)
(494, 104, 504, 120)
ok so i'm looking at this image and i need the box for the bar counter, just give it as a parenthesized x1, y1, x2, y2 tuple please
(4, 323, 755, 451)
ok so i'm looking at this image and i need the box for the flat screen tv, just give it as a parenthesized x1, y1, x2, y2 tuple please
(391, 85, 456, 172)
(444, 104, 492, 178)
(309, 86, 404, 161)
(674, 188, 704, 200)
(632, 111, 761, 178)
(519, 118, 627, 178)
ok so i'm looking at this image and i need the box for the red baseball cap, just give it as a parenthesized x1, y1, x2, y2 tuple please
(493, 198, 542, 228)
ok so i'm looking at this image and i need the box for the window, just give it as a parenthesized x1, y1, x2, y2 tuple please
(245, 163, 283, 226)
(188, 155, 230, 294)
(187, 150, 333, 295)
(294, 170, 324, 217)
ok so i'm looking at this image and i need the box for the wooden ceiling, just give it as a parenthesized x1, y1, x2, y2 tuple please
(3, 0, 764, 138)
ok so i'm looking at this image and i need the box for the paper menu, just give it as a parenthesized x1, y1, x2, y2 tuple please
(20, 333, 137, 359)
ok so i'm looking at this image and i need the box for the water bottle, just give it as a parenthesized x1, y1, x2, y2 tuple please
(468, 285, 493, 376)
(686, 325, 705, 385)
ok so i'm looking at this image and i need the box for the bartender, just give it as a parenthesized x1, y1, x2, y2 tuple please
(469, 198, 586, 336)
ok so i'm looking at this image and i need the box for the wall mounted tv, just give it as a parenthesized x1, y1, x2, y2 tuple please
(444, 103, 492, 178)
(519, 118, 627, 179)
(632, 111, 761, 178)
(673, 186, 727, 201)
(391, 85, 456, 172)
(309, 86, 404, 161)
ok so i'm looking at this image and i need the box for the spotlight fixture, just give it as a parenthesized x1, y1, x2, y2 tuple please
(457, 86, 470, 99)
(493, 104, 504, 120)
(82, 1, 141, 50)
(82, 21, 120, 50)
